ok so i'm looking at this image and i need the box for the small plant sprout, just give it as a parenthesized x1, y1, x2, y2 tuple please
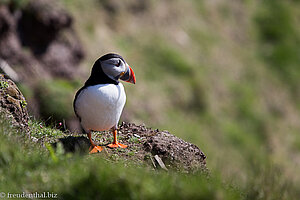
(0, 81, 9, 89)
(127, 151, 135, 156)
(128, 136, 140, 144)
(20, 100, 27, 108)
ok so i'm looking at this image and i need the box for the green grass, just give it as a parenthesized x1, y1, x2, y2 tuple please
(29, 120, 64, 139)
(0, 0, 29, 8)
(0, 118, 242, 199)
(128, 136, 141, 144)
(255, 0, 300, 93)
(36, 79, 80, 121)
(143, 40, 193, 78)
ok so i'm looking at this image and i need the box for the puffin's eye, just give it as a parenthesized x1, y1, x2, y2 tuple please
(116, 60, 121, 67)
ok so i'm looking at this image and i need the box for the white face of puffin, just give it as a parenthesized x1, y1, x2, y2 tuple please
(100, 57, 136, 84)
(101, 58, 126, 80)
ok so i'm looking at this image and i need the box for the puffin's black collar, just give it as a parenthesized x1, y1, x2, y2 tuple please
(84, 59, 119, 87)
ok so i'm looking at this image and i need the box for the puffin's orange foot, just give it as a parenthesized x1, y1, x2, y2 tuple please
(107, 142, 127, 148)
(89, 145, 103, 154)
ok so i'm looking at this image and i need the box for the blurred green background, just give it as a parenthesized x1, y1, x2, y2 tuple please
(1, 0, 300, 199)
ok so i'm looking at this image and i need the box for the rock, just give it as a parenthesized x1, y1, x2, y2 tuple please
(18, 0, 72, 54)
(0, 0, 84, 119)
(154, 155, 168, 171)
(0, 59, 20, 82)
(18, 0, 84, 77)
(0, 75, 29, 129)
(144, 131, 206, 172)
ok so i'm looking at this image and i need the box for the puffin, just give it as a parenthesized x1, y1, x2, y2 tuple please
(73, 53, 136, 154)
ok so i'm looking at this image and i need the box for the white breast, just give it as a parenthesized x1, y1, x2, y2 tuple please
(74, 83, 126, 132)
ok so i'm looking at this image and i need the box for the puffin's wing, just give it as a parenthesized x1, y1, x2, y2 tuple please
(73, 86, 86, 121)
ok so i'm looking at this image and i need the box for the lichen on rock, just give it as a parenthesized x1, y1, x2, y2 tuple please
(0, 75, 29, 129)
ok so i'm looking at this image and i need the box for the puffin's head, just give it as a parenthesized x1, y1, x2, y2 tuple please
(97, 53, 136, 84)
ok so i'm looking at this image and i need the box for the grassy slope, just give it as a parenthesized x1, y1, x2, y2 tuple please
(60, 0, 300, 196)
(0, 119, 240, 199)
(3, 0, 300, 199)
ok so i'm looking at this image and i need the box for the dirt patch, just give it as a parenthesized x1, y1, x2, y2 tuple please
(52, 122, 207, 173)
(144, 131, 207, 172)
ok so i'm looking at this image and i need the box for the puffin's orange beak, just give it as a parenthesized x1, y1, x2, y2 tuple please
(127, 65, 136, 84)
(120, 65, 136, 84)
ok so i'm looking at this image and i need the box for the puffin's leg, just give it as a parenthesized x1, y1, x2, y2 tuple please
(107, 126, 127, 148)
(87, 131, 103, 154)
